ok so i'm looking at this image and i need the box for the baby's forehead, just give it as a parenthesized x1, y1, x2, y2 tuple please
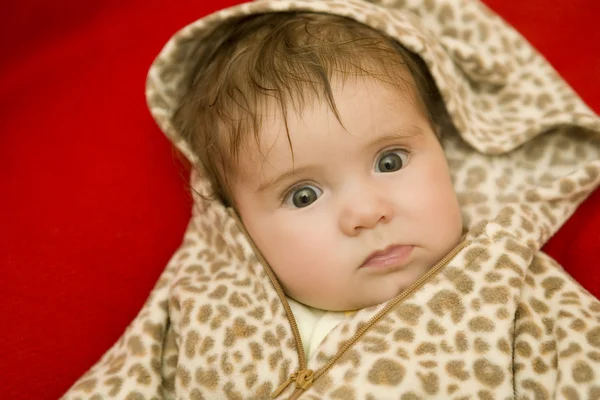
(232, 76, 426, 165)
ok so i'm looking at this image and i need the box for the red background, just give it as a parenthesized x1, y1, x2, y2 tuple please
(1, 0, 599, 398)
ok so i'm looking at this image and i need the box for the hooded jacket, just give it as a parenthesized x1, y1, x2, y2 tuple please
(63, 0, 600, 398)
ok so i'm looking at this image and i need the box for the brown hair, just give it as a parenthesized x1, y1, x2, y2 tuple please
(173, 12, 446, 206)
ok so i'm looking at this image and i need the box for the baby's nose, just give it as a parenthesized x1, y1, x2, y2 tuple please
(338, 189, 394, 236)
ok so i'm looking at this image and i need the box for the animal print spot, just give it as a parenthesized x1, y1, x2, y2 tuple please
(197, 304, 212, 324)
(415, 342, 437, 355)
(455, 331, 468, 352)
(73, 378, 97, 393)
(516, 341, 532, 358)
(221, 353, 234, 375)
(529, 298, 549, 314)
(485, 272, 502, 283)
(440, 340, 455, 354)
(224, 318, 258, 346)
(478, 390, 494, 400)
(367, 359, 406, 386)
(508, 277, 523, 289)
(244, 370, 258, 389)
(506, 239, 532, 260)
(420, 360, 438, 368)
(473, 359, 504, 388)
(185, 331, 199, 358)
(200, 337, 214, 356)
(541, 277, 565, 299)
(395, 304, 424, 326)
(396, 347, 410, 359)
(223, 381, 243, 400)
(559, 310, 575, 319)
(572, 360, 594, 383)
(127, 336, 146, 356)
(532, 357, 548, 374)
(268, 349, 284, 368)
(427, 290, 465, 323)
(496, 308, 510, 320)
(143, 321, 164, 341)
(418, 372, 439, 394)
(520, 217, 535, 233)
(445, 267, 475, 294)
(373, 323, 393, 335)
(588, 351, 600, 362)
(229, 292, 248, 308)
(464, 247, 490, 272)
(542, 317, 555, 335)
(233, 351, 243, 363)
(331, 386, 356, 400)
(125, 392, 145, 400)
(557, 327, 567, 340)
(559, 179, 576, 194)
(105, 377, 123, 396)
(344, 369, 358, 382)
(570, 319, 587, 332)
(196, 368, 219, 389)
(522, 380, 549, 399)
(497, 338, 511, 354)
(516, 321, 542, 339)
(586, 327, 600, 348)
(474, 338, 490, 353)
(249, 342, 263, 360)
(363, 336, 389, 353)
(128, 364, 151, 385)
(540, 341, 556, 355)
(438, 3, 455, 23)
(494, 255, 522, 276)
(465, 166, 487, 189)
(177, 366, 191, 388)
(446, 360, 469, 380)
(560, 386, 579, 400)
(248, 306, 265, 320)
(427, 320, 446, 335)
(469, 316, 495, 332)
(497, 207, 515, 228)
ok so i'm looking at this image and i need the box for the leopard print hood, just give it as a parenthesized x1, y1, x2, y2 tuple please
(146, 0, 600, 249)
(63, 1, 600, 399)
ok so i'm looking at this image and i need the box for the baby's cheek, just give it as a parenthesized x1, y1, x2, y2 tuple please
(266, 222, 330, 271)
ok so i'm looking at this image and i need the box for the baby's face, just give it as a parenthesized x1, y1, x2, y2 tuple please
(231, 77, 463, 311)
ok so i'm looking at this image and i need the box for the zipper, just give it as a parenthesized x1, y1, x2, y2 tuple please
(227, 208, 469, 399)
(227, 208, 307, 370)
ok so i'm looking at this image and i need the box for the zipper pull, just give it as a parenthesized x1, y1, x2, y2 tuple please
(271, 369, 314, 399)
(271, 372, 297, 398)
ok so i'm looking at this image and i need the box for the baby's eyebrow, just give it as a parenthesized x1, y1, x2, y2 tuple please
(369, 126, 424, 145)
(256, 165, 315, 193)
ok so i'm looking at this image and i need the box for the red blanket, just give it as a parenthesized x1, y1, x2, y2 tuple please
(1, 0, 599, 398)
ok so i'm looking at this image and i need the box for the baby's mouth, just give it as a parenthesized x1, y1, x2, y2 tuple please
(360, 244, 414, 269)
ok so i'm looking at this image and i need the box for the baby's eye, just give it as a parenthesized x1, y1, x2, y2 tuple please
(375, 149, 410, 173)
(285, 185, 323, 208)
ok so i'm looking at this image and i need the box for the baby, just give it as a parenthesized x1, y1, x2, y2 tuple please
(63, 1, 600, 398)
(173, 12, 463, 312)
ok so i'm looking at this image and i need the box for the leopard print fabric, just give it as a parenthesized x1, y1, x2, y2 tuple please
(62, 0, 600, 398)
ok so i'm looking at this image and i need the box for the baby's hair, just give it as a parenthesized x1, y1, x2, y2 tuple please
(173, 12, 447, 206)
